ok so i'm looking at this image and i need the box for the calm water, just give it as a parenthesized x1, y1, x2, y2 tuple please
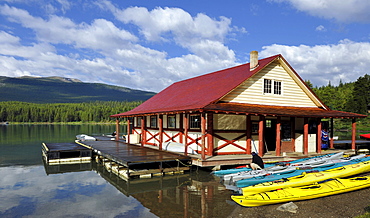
(0, 124, 236, 218)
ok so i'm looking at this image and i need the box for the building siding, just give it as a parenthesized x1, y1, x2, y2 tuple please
(221, 60, 318, 107)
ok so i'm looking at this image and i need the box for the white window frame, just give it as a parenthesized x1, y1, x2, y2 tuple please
(263, 78, 282, 95)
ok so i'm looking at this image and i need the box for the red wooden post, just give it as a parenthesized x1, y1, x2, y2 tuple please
(201, 112, 206, 160)
(303, 117, 309, 155)
(258, 115, 265, 155)
(317, 118, 322, 154)
(159, 115, 163, 150)
(127, 118, 131, 144)
(115, 119, 120, 141)
(184, 113, 189, 155)
(179, 114, 183, 144)
(206, 113, 214, 156)
(275, 116, 281, 156)
(141, 116, 145, 147)
(246, 114, 251, 154)
(351, 118, 356, 150)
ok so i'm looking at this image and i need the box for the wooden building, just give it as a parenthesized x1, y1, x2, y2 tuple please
(111, 51, 366, 160)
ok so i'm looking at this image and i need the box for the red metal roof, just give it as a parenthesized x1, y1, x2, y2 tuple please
(111, 54, 366, 119)
(111, 55, 279, 117)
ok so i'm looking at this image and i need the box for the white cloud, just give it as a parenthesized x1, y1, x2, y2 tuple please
(0, 165, 156, 217)
(315, 25, 326, 32)
(260, 39, 370, 86)
(271, 0, 370, 23)
(0, 3, 240, 92)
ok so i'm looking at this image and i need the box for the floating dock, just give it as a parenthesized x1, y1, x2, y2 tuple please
(42, 142, 92, 165)
(75, 140, 191, 180)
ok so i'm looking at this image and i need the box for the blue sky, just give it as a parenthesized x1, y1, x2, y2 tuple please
(1, 0, 370, 92)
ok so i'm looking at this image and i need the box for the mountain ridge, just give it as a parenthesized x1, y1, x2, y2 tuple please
(0, 76, 156, 103)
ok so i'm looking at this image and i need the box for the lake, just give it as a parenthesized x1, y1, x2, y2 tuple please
(0, 124, 236, 218)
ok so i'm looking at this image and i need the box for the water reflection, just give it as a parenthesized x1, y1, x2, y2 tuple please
(41, 160, 237, 218)
(0, 124, 236, 218)
(0, 164, 158, 218)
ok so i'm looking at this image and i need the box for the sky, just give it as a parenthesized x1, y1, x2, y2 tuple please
(1, 0, 370, 92)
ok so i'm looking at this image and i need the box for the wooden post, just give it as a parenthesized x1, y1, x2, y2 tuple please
(115, 119, 120, 141)
(330, 118, 334, 149)
(317, 118, 322, 154)
(206, 113, 213, 156)
(141, 116, 145, 147)
(179, 114, 183, 144)
(258, 115, 265, 155)
(201, 112, 206, 160)
(184, 113, 189, 155)
(159, 115, 163, 150)
(303, 117, 309, 155)
(127, 118, 131, 144)
(246, 114, 251, 154)
(275, 116, 281, 156)
(352, 118, 356, 150)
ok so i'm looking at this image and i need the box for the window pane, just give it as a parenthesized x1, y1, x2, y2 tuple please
(189, 115, 200, 129)
(137, 117, 142, 127)
(274, 81, 281, 95)
(264, 79, 271, 93)
(150, 116, 157, 128)
(168, 115, 176, 128)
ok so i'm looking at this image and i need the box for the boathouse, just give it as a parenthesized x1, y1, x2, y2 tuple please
(111, 51, 366, 159)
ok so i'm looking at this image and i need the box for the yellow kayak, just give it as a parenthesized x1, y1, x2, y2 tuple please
(232, 175, 370, 207)
(241, 160, 370, 196)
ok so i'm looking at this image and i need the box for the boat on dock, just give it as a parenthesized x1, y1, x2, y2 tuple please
(213, 152, 341, 177)
(240, 159, 370, 195)
(232, 154, 368, 188)
(231, 175, 370, 207)
(221, 152, 347, 182)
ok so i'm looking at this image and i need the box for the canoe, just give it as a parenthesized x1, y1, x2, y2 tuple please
(240, 159, 370, 195)
(221, 152, 345, 182)
(213, 152, 343, 177)
(234, 155, 369, 188)
(76, 134, 96, 141)
(224, 153, 362, 183)
(231, 175, 370, 207)
(360, 133, 370, 140)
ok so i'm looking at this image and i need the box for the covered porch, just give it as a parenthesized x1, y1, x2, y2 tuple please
(112, 103, 366, 161)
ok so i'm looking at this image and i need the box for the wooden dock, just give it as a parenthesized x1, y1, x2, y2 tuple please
(75, 140, 191, 180)
(42, 142, 92, 165)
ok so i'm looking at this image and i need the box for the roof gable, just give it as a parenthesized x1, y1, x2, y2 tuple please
(220, 57, 326, 108)
(113, 55, 280, 116)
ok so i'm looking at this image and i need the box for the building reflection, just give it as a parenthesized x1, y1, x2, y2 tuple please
(43, 160, 236, 217)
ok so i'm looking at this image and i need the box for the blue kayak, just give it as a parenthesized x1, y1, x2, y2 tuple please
(213, 152, 343, 177)
(234, 155, 370, 188)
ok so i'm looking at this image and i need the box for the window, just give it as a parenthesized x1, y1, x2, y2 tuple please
(252, 122, 259, 134)
(150, 116, 157, 128)
(264, 78, 282, 95)
(189, 115, 201, 129)
(274, 81, 281, 95)
(264, 79, 272, 94)
(168, 115, 176, 128)
(266, 120, 272, 128)
(137, 117, 142, 127)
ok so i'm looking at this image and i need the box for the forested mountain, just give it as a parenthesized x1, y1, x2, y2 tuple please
(0, 76, 156, 103)
(0, 75, 369, 123)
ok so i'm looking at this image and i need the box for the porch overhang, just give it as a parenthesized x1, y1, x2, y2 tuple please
(203, 103, 367, 119)
(111, 102, 366, 119)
